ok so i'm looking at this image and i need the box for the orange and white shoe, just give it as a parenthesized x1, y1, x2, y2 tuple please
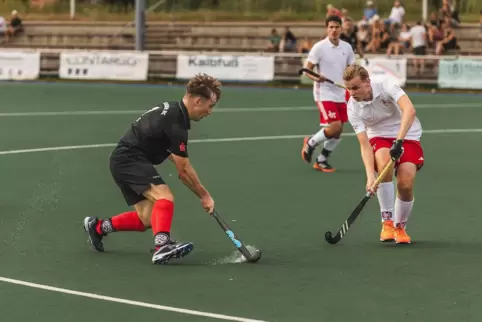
(301, 137, 315, 163)
(313, 160, 336, 173)
(394, 226, 411, 244)
(380, 220, 395, 242)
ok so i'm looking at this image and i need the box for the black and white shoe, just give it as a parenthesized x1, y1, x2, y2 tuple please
(151, 240, 194, 264)
(83, 216, 105, 252)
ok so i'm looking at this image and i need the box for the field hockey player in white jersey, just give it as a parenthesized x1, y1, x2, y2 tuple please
(343, 64, 424, 244)
(301, 15, 356, 172)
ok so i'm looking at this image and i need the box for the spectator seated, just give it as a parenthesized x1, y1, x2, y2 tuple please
(5, 10, 23, 43)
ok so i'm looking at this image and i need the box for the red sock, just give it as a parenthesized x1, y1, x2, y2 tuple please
(96, 211, 146, 235)
(151, 199, 174, 236)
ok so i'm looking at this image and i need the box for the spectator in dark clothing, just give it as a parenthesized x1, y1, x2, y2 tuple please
(5, 10, 22, 42)
(479, 10, 481, 35)
(340, 18, 365, 58)
(282, 27, 297, 52)
(436, 24, 457, 55)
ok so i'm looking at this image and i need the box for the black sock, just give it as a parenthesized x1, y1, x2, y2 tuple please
(317, 148, 332, 162)
(321, 148, 332, 158)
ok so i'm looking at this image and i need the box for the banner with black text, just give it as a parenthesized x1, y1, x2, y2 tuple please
(59, 51, 149, 81)
(176, 55, 275, 82)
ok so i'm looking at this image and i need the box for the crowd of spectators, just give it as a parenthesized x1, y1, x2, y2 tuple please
(266, 0, 463, 58)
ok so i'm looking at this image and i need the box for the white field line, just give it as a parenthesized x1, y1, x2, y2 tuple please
(1, 127, 481, 319)
(0, 102, 480, 117)
(0, 277, 267, 322)
(0, 128, 481, 156)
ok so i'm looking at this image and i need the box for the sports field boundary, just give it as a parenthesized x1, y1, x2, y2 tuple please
(0, 277, 267, 322)
(0, 128, 481, 156)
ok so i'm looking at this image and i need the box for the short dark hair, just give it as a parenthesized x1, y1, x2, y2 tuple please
(325, 15, 343, 27)
(186, 73, 222, 102)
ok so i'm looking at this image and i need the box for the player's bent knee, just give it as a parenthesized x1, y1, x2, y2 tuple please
(397, 163, 417, 181)
(132, 185, 175, 226)
(397, 176, 415, 190)
(134, 199, 154, 227)
(396, 163, 417, 200)
(374, 149, 393, 181)
(144, 184, 174, 203)
(397, 178, 414, 200)
(326, 121, 343, 137)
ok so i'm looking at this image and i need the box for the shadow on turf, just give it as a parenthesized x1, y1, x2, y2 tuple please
(83, 248, 273, 267)
(305, 167, 362, 175)
(364, 240, 482, 251)
(398, 240, 479, 249)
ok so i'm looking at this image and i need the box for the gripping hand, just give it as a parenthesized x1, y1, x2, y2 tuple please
(390, 139, 404, 161)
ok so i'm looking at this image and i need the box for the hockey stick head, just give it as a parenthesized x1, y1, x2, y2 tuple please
(212, 210, 262, 264)
(246, 248, 262, 263)
(323, 160, 396, 245)
(324, 231, 341, 245)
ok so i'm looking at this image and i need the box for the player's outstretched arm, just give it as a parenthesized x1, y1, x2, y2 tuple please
(357, 132, 378, 192)
(384, 80, 416, 141)
(169, 154, 215, 214)
(395, 94, 417, 141)
(347, 104, 376, 191)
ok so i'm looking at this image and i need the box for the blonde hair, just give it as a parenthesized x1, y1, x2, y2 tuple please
(187, 73, 222, 102)
(343, 64, 370, 82)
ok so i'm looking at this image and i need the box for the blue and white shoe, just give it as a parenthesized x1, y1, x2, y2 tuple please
(151, 240, 194, 264)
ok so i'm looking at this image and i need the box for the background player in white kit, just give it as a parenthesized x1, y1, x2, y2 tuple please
(301, 15, 356, 172)
(343, 64, 424, 244)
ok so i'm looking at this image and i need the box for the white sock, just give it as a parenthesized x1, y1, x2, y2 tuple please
(318, 138, 342, 162)
(394, 197, 414, 228)
(308, 128, 327, 147)
(376, 182, 395, 222)
(323, 138, 341, 151)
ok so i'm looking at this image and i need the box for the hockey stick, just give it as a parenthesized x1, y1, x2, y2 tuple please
(212, 210, 262, 263)
(298, 68, 347, 89)
(325, 159, 395, 245)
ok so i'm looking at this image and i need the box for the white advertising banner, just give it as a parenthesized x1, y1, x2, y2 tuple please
(59, 51, 149, 81)
(360, 57, 407, 86)
(176, 55, 275, 81)
(0, 51, 40, 80)
(438, 59, 482, 89)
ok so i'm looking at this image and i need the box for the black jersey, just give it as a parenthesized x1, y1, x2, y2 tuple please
(117, 100, 191, 165)
(340, 27, 358, 51)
